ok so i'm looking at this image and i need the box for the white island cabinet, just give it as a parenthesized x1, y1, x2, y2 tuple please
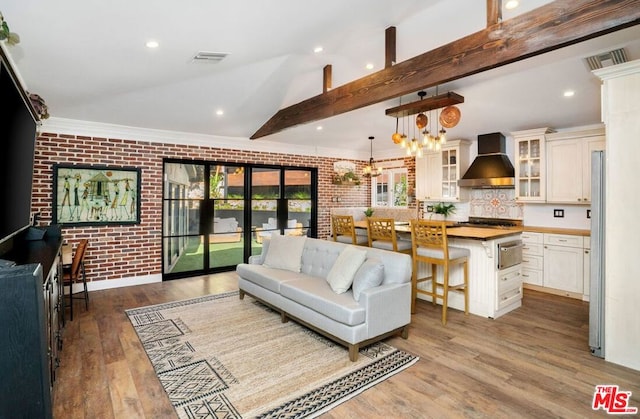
(414, 231, 523, 319)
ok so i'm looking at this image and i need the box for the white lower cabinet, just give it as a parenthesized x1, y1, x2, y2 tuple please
(522, 231, 589, 299)
(521, 232, 544, 286)
(543, 234, 584, 295)
(496, 264, 523, 312)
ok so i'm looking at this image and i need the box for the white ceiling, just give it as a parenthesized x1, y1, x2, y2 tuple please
(3, 0, 639, 159)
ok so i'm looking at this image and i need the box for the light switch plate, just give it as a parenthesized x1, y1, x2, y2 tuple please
(553, 209, 564, 218)
(587, 209, 591, 219)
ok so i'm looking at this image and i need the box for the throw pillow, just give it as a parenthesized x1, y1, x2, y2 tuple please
(326, 246, 368, 294)
(263, 234, 306, 272)
(352, 258, 385, 301)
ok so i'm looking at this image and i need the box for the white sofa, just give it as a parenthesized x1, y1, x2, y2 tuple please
(236, 235, 412, 361)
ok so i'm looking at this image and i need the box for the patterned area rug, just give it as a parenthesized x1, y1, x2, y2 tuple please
(126, 291, 418, 418)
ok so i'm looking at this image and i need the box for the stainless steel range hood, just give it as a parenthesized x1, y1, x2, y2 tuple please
(458, 133, 515, 188)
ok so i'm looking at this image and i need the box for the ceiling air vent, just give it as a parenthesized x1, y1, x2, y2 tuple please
(585, 48, 627, 71)
(192, 51, 229, 63)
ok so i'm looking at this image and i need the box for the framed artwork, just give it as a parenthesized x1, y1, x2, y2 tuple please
(52, 164, 141, 226)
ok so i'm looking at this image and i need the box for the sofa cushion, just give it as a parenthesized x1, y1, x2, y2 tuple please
(352, 258, 385, 301)
(416, 245, 470, 260)
(236, 264, 304, 294)
(326, 246, 367, 293)
(263, 234, 306, 272)
(280, 277, 366, 326)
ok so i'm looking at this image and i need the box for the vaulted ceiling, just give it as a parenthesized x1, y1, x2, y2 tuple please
(3, 0, 639, 158)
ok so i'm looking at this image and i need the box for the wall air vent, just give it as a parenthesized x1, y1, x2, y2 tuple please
(585, 48, 627, 71)
(192, 51, 229, 63)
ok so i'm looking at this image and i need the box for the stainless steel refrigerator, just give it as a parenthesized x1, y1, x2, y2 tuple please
(589, 150, 605, 358)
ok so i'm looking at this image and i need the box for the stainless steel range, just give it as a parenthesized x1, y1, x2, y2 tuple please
(457, 216, 523, 229)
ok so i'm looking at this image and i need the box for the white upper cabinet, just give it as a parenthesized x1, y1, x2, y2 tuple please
(513, 128, 554, 202)
(415, 139, 470, 202)
(546, 127, 605, 204)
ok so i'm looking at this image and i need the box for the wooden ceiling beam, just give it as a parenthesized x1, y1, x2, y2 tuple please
(323, 65, 332, 93)
(487, 0, 502, 27)
(385, 26, 396, 68)
(251, 0, 640, 139)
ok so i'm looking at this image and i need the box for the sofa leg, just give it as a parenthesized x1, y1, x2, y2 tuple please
(280, 312, 288, 323)
(239, 290, 245, 300)
(348, 344, 359, 362)
(401, 325, 409, 339)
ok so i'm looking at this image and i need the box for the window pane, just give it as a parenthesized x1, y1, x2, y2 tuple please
(393, 172, 408, 206)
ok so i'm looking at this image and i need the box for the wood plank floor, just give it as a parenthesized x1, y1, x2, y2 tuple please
(53, 273, 640, 418)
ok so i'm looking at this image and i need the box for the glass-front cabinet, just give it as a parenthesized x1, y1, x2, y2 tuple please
(415, 139, 470, 202)
(513, 128, 554, 202)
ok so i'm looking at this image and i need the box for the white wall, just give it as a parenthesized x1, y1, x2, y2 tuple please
(595, 60, 640, 372)
(523, 204, 591, 230)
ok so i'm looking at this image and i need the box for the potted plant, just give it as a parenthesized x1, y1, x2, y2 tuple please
(432, 202, 456, 219)
(364, 207, 374, 217)
(0, 13, 20, 46)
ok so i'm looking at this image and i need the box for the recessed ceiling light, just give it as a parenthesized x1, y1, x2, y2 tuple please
(314, 46, 323, 53)
(145, 40, 159, 48)
(563, 90, 575, 98)
(505, 0, 519, 10)
(316, 126, 323, 131)
(215, 109, 224, 116)
(365, 63, 374, 70)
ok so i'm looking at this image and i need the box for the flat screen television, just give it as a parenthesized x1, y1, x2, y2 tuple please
(0, 53, 38, 249)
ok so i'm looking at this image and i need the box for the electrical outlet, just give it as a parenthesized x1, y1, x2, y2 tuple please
(553, 209, 564, 218)
(426, 205, 434, 213)
(587, 209, 591, 219)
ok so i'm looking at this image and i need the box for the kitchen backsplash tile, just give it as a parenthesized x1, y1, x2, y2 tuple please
(469, 188, 523, 219)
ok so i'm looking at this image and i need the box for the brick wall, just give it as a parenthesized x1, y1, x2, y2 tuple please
(32, 131, 374, 284)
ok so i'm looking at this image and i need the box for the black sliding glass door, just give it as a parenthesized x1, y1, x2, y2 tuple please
(162, 160, 316, 280)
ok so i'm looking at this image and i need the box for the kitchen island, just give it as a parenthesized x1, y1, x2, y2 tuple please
(414, 226, 524, 319)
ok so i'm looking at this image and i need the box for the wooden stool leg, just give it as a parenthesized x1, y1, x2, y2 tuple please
(411, 264, 418, 314)
(431, 264, 437, 306)
(442, 264, 449, 325)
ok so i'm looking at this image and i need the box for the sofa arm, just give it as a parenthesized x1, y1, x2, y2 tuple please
(359, 282, 411, 338)
(248, 255, 263, 265)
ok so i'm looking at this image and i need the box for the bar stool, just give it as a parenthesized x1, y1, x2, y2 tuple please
(63, 239, 89, 321)
(331, 215, 368, 245)
(410, 220, 469, 324)
(367, 217, 412, 253)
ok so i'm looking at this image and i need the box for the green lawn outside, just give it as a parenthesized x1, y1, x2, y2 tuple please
(171, 237, 262, 273)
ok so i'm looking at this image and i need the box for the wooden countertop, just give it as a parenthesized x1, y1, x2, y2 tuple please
(356, 220, 522, 240)
(523, 226, 590, 236)
(445, 226, 523, 240)
(355, 219, 590, 239)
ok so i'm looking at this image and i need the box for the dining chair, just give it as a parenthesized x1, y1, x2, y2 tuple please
(331, 215, 368, 245)
(410, 219, 469, 324)
(367, 217, 412, 253)
(63, 239, 89, 321)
